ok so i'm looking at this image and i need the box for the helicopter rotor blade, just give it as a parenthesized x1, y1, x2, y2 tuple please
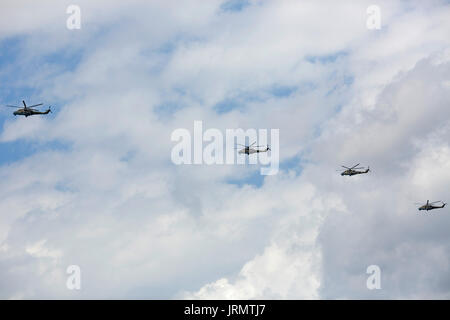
(4, 105, 19, 108)
(22, 100, 27, 107)
(249, 142, 256, 147)
(28, 103, 43, 108)
(350, 163, 360, 170)
(341, 166, 351, 169)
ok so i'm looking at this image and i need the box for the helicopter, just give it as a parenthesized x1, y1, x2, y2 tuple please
(4, 100, 52, 117)
(415, 200, 446, 212)
(338, 163, 370, 176)
(236, 142, 270, 155)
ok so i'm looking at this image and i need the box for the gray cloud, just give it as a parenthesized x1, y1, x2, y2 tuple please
(0, 0, 449, 299)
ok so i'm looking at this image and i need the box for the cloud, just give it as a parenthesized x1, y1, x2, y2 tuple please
(181, 180, 345, 299)
(0, 0, 449, 299)
(313, 53, 450, 299)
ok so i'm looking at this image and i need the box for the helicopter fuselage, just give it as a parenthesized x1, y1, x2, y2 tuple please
(13, 108, 51, 117)
(341, 169, 370, 176)
(239, 147, 270, 155)
(419, 204, 446, 211)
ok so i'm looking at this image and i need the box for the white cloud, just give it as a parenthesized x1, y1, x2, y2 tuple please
(0, 0, 449, 299)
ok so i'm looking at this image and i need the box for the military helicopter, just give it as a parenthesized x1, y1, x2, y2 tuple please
(415, 200, 446, 212)
(338, 163, 370, 176)
(236, 142, 270, 155)
(4, 100, 51, 117)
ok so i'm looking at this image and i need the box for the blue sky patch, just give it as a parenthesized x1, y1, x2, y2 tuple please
(154, 101, 185, 120)
(214, 98, 244, 114)
(270, 85, 297, 98)
(279, 154, 304, 175)
(0, 139, 71, 166)
(226, 168, 265, 188)
(220, 0, 251, 12)
(305, 51, 348, 64)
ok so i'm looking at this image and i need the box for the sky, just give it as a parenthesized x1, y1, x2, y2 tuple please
(0, 0, 449, 299)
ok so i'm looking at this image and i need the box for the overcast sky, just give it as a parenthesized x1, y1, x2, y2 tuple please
(0, 0, 449, 299)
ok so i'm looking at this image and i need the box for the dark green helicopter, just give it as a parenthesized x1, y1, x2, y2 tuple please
(415, 200, 446, 212)
(4, 100, 51, 117)
(338, 163, 370, 176)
